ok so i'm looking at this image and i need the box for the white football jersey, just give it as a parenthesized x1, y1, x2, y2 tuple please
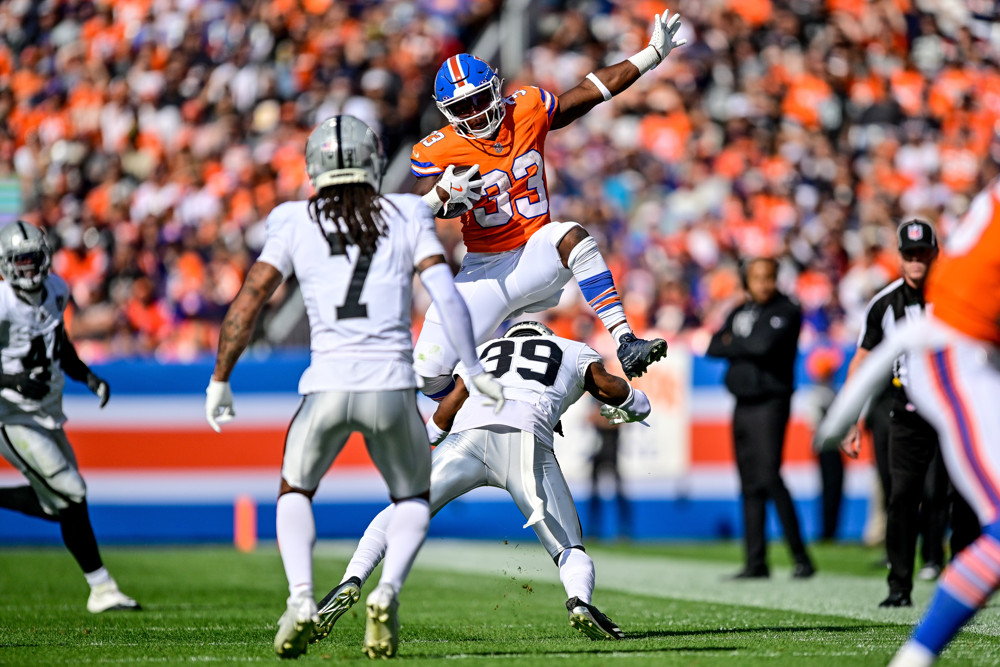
(452, 335, 603, 445)
(257, 193, 446, 393)
(0, 274, 70, 428)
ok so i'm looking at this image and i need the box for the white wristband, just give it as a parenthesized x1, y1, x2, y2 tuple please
(422, 186, 444, 214)
(426, 418, 448, 446)
(627, 45, 662, 75)
(586, 72, 612, 102)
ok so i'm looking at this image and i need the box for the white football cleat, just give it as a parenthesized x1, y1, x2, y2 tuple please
(566, 597, 624, 640)
(274, 593, 318, 660)
(311, 577, 361, 644)
(87, 581, 141, 613)
(363, 584, 399, 659)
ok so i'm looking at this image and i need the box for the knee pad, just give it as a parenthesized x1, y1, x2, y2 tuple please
(420, 374, 456, 401)
(546, 221, 583, 250)
(44, 469, 87, 512)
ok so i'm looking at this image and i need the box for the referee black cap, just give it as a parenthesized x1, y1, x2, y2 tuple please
(897, 219, 937, 251)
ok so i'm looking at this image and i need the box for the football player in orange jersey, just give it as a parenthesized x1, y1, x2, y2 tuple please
(816, 159, 1000, 666)
(409, 11, 686, 399)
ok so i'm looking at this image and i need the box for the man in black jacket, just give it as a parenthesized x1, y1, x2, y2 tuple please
(707, 257, 814, 579)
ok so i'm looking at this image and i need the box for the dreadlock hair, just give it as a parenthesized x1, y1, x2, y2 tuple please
(308, 182, 396, 256)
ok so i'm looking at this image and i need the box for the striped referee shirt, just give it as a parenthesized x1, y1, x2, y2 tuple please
(857, 278, 926, 391)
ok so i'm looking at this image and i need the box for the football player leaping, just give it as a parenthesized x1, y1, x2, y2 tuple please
(0, 221, 139, 613)
(410, 11, 686, 401)
(204, 116, 505, 660)
(312, 321, 651, 643)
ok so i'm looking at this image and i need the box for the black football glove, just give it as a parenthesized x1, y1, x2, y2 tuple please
(0, 371, 49, 400)
(86, 372, 110, 408)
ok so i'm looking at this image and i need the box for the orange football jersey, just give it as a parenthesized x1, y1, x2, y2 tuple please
(411, 86, 558, 253)
(927, 178, 1000, 345)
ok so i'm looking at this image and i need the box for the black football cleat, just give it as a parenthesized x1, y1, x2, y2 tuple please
(728, 566, 770, 581)
(878, 591, 913, 608)
(566, 597, 624, 640)
(616, 333, 667, 380)
(792, 562, 816, 579)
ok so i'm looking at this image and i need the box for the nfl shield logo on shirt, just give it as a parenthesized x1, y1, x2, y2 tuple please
(493, 142, 503, 153)
(907, 224, 923, 241)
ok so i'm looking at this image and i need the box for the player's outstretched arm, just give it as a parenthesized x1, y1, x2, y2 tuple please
(838, 347, 870, 459)
(584, 361, 651, 425)
(207, 261, 283, 432)
(551, 10, 686, 130)
(57, 325, 110, 407)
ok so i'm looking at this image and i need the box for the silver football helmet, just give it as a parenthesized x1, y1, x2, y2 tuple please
(305, 115, 385, 192)
(503, 321, 554, 338)
(0, 221, 51, 292)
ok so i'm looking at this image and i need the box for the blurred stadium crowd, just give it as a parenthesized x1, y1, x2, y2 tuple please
(1, 0, 998, 366)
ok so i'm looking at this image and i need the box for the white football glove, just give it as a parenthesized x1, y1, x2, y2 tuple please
(628, 10, 686, 74)
(600, 386, 652, 425)
(205, 379, 235, 433)
(439, 164, 484, 211)
(471, 372, 505, 415)
(600, 404, 631, 426)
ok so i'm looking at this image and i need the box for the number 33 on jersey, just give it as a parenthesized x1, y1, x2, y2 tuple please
(411, 86, 558, 253)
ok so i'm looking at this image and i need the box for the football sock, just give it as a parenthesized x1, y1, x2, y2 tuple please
(557, 547, 596, 603)
(344, 506, 392, 585)
(59, 502, 103, 574)
(907, 526, 1000, 657)
(0, 485, 55, 520)
(276, 492, 315, 599)
(84, 566, 112, 588)
(567, 236, 630, 344)
(379, 498, 430, 594)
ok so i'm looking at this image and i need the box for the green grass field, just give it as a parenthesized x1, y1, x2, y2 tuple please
(1, 540, 998, 665)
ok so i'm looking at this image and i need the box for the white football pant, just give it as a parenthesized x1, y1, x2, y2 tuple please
(907, 323, 1000, 526)
(0, 424, 86, 514)
(282, 389, 430, 500)
(428, 425, 584, 558)
(413, 221, 579, 389)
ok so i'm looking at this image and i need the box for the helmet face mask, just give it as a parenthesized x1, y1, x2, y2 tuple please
(305, 115, 385, 192)
(0, 222, 51, 292)
(434, 55, 505, 139)
(503, 321, 554, 338)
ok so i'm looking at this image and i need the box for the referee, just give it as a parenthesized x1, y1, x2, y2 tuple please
(841, 220, 979, 607)
(707, 257, 815, 579)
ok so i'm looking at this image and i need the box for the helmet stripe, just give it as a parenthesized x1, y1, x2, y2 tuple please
(333, 116, 344, 169)
(447, 56, 467, 87)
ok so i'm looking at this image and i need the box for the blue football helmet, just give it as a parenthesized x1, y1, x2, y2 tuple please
(433, 54, 505, 139)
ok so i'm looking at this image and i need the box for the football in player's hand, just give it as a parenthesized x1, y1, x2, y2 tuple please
(438, 165, 484, 219)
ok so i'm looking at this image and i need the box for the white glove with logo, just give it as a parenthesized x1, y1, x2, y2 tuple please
(628, 10, 686, 75)
(471, 372, 505, 415)
(205, 379, 235, 433)
(439, 164, 484, 211)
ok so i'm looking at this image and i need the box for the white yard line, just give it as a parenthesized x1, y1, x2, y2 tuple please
(317, 539, 1000, 636)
